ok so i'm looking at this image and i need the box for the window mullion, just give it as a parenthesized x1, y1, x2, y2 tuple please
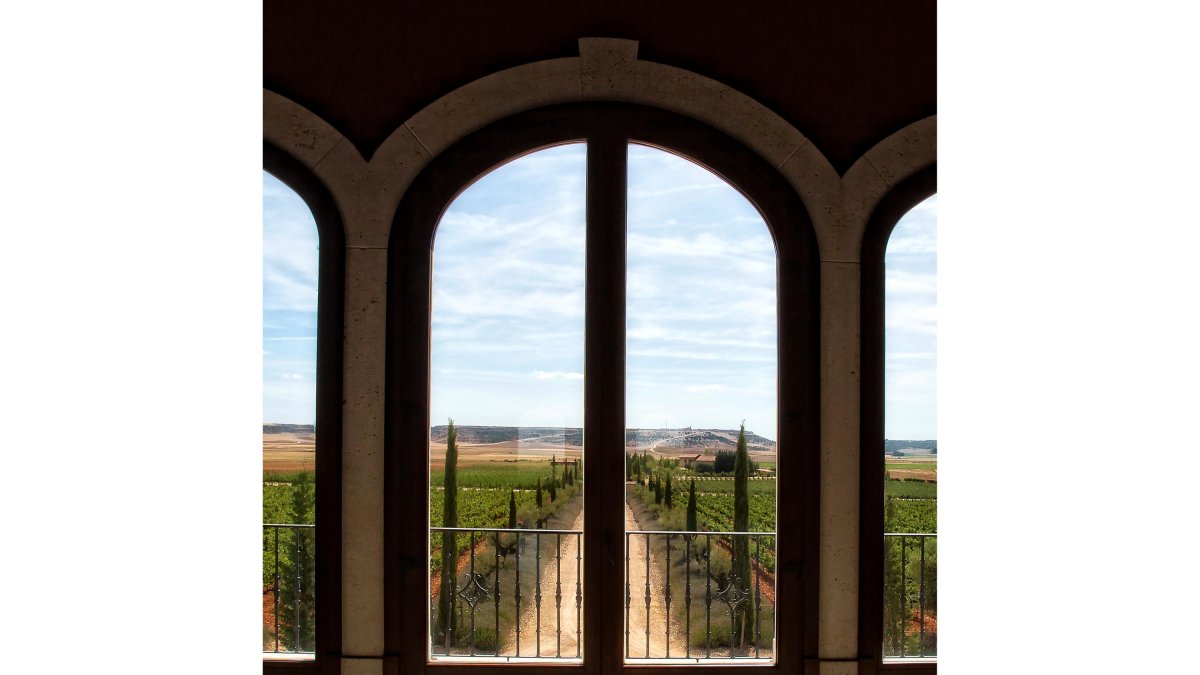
(582, 127, 628, 675)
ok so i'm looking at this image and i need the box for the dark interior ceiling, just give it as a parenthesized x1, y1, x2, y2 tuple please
(264, 0, 935, 174)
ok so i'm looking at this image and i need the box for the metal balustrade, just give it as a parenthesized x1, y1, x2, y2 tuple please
(262, 523, 316, 655)
(430, 526, 583, 660)
(883, 532, 937, 659)
(427, 526, 776, 663)
(625, 530, 775, 662)
(264, 523, 933, 662)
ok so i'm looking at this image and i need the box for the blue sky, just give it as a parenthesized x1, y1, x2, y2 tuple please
(263, 155, 937, 440)
(626, 145, 778, 438)
(884, 195, 938, 439)
(262, 172, 319, 424)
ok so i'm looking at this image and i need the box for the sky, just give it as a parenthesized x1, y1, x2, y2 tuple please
(263, 152, 937, 440)
(262, 171, 319, 425)
(884, 195, 938, 439)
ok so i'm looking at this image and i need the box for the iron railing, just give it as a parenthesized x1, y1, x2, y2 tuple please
(624, 530, 775, 662)
(430, 526, 583, 660)
(427, 526, 776, 662)
(883, 532, 937, 659)
(263, 523, 316, 655)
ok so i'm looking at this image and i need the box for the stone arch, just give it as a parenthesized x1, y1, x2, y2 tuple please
(262, 37, 936, 666)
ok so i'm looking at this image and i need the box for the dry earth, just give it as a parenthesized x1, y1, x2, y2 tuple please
(512, 507, 585, 657)
(622, 501, 689, 659)
(263, 432, 315, 472)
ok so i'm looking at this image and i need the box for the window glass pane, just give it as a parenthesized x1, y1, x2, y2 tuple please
(882, 195, 937, 658)
(625, 144, 777, 662)
(429, 144, 586, 661)
(262, 171, 318, 655)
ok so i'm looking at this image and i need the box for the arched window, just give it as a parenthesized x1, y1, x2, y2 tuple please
(427, 143, 587, 659)
(263, 146, 344, 671)
(881, 196, 937, 659)
(387, 104, 818, 672)
(859, 169, 937, 674)
(625, 144, 779, 661)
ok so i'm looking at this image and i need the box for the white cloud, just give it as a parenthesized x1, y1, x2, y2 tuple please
(533, 370, 584, 380)
(628, 348, 775, 363)
(685, 383, 724, 392)
(628, 181, 724, 199)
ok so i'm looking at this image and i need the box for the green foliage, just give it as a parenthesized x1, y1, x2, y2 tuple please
(884, 533, 937, 656)
(429, 461, 558, 490)
(665, 474, 673, 509)
(731, 422, 753, 646)
(536, 477, 543, 509)
(687, 480, 698, 532)
(508, 489, 517, 529)
(885, 478, 937, 500)
(438, 420, 458, 642)
(714, 449, 737, 474)
(264, 470, 316, 652)
(884, 498, 937, 534)
(689, 477, 776, 496)
(429, 486, 536, 531)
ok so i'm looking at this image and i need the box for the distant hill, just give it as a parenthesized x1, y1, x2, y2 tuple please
(885, 439, 937, 455)
(264, 423, 315, 435)
(427, 424, 775, 452)
(625, 427, 776, 452)
(430, 425, 583, 446)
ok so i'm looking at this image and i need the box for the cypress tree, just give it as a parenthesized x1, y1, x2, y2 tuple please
(654, 475, 663, 504)
(536, 476, 543, 509)
(508, 489, 517, 529)
(687, 479, 698, 532)
(438, 419, 459, 642)
(280, 469, 315, 650)
(665, 474, 673, 509)
(549, 475, 557, 502)
(731, 421, 753, 647)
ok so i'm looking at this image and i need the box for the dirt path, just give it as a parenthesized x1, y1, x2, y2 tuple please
(513, 507, 584, 657)
(624, 500, 688, 659)
(508, 497, 688, 659)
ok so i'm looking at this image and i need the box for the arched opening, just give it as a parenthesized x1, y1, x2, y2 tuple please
(427, 143, 588, 660)
(262, 170, 319, 656)
(881, 195, 937, 659)
(859, 166, 937, 674)
(387, 103, 818, 672)
(624, 144, 779, 661)
(262, 143, 345, 673)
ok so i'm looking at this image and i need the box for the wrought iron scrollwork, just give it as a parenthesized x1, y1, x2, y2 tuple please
(457, 571, 491, 609)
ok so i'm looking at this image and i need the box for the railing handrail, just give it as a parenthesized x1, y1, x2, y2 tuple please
(628, 529, 775, 536)
(427, 527, 777, 536)
(430, 526, 581, 535)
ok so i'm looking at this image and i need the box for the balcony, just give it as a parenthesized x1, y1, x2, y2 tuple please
(882, 532, 937, 660)
(262, 523, 315, 657)
(261, 525, 937, 662)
